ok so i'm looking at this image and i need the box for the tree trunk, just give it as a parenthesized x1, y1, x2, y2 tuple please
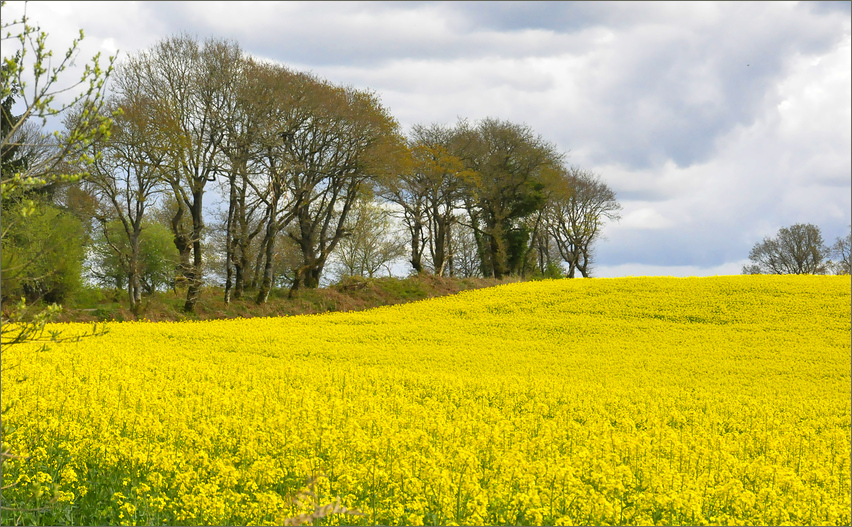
(487, 219, 507, 279)
(223, 176, 236, 304)
(167, 192, 192, 290)
(410, 219, 423, 274)
(520, 211, 542, 279)
(255, 221, 277, 305)
(434, 216, 447, 277)
(233, 258, 245, 299)
(184, 190, 205, 313)
(250, 246, 264, 290)
(128, 232, 142, 318)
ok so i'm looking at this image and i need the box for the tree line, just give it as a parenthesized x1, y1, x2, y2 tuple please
(2, 31, 622, 316)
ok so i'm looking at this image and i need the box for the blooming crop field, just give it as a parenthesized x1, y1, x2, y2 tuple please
(1, 275, 850, 526)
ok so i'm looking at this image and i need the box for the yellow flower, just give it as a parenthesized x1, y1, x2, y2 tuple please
(0, 275, 848, 525)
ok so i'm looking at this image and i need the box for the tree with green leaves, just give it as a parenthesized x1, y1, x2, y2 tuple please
(454, 118, 564, 279)
(1, 1, 115, 200)
(86, 219, 179, 295)
(1, 196, 87, 303)
(1, 1, 113, 511)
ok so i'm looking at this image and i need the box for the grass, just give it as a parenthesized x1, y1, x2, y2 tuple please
(52, 275, 520, 323)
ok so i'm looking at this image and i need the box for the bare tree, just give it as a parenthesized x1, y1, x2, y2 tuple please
(546, 167, 621, 278)
(828, 225, 850, 275)
(329, 198, 405, 280)
(83, 85, 167, 316)
(742, 223, 829, 275)
(123, 34, 244, 312)
(447, 218, 482, 278)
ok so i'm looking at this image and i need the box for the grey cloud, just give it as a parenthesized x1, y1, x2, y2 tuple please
(435, 1, 607, 33)
(570, 10, 846, 169)
(803, 1, 852, 16)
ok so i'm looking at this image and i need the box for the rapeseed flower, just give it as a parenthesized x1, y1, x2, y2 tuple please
(1, 275, 849, 525)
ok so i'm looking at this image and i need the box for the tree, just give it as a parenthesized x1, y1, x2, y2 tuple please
(242, 63, 314, 304)
(742, 223, 829, 275)
(446, 218, 482, 278)
(1, 2, 114, 309)
(545, 167, 621, 278)
(217, 57, 270, 303)
(122, 34, 244, 312)
(410, 124, 472, 276)
(86, 219, 178, 294)
(454, 118, 564, 279)
(1, 2, 115, 301)
(828, 224, 851, 275)
(82, 63, 172, 315)
(279, 80, 406, 297)
(1, 1, 113, 509)
(377, 123, 475, 277)
(1, 196, 86, 303)
(1, 1, 115, 201)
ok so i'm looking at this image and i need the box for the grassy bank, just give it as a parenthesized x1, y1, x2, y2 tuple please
(54, 275, 521, 323)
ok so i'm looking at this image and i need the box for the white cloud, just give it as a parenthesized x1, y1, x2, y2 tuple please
(619, 207, 675, 230)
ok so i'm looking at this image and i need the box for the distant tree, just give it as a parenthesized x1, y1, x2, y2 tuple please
(742, 223, 829, 275)
(329, 198, 406, 281)
(217, 58, 270, 303)
(81, 61, 173, 316)
(529, 221, 564, 277)
(828, 224, 851, 275)
(375, 146, 427, 274)
(410, 125, 471, 276)
(86, 219, 178, 294)
(242, 63, 315, 304)
(545, 167, 621, 278)
(281, 81, 406, 296)
(447, 219, 482, 278)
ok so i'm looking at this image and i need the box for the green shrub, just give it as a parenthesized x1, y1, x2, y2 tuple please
(1, 198, 87, 304)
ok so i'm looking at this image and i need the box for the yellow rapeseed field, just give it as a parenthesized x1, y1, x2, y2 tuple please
(1, 275, 850, 526)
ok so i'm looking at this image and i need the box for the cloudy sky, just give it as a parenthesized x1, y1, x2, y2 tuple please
(5, 1, 851, 277)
